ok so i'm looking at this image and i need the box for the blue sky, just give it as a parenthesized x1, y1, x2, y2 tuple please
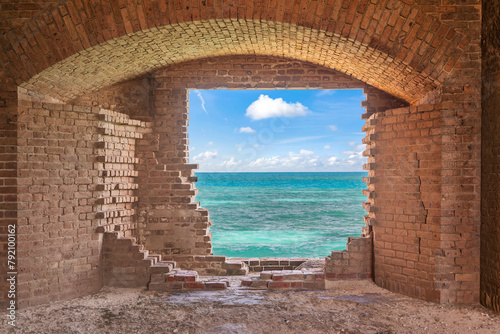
(188, 89, 367, 172)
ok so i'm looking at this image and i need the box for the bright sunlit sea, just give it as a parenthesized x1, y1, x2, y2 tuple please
(195, 172, 368, 258)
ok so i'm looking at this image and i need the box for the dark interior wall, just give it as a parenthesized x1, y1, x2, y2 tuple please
(481, 0, 500, 312)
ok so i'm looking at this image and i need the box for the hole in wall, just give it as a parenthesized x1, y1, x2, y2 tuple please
(188, 89, 368, 258)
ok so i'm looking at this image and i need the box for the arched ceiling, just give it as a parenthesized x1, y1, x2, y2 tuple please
(0, 0, 470, 104)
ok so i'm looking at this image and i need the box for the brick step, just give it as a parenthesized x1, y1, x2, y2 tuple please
(144, 254, 163, 266)
(241, 270, 325, 290)
(148, 270, 229, 291)
(187, 202, 200, 209)
(228, 257, 310, 272)
(222, 261, 249, 275)
(150, 260, 177, 273)
(260, 270, 324, 281)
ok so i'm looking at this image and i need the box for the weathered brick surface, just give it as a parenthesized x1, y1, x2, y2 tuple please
(136, 85, 212, 257)
(229, 257, 310, 272)
(102, 232, 152, 288)
(15, 97, 102, 307)
(0, 1, 62, 35)
(481, 0, 500, 313)
(72, 77, 152, 118)
(8, 95, 154, 307)
(325, 236, 373, 282)
(148, 270, 229, 291)
(242, 270, 326, 290)
(0, 1, 473, 104)
(94, 108, 152, 236)
(365, 101, 480, 304)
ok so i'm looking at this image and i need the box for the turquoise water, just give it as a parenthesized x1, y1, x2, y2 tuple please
(195, 172, 368, 258)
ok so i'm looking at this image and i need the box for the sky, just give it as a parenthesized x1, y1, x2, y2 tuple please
(188, 89, 367, 172)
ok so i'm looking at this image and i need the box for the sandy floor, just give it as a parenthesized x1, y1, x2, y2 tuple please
(3, 279, 500, 334)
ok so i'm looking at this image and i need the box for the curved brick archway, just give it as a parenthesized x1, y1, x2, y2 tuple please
(17, 19, 440, 103)
(0, 0, 469, 104)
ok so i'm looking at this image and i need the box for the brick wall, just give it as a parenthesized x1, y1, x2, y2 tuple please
(1, 0, 472, 104)
(0, 0, 62, 35)
(137, 86, 212, 258)
(94, 108, 151, 236)
(434, 3, 481, 304)
(15, 96, 102, 307)
(481, 0, 500, 312)
(365, 100, 480, 304)
(71, 76, 152, 118)
(325, 236, 373, 282)
(12, 93, 152, 307)
(365, 105, 444, 302)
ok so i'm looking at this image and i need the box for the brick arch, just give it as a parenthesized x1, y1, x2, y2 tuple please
(0, 0, 468, 104)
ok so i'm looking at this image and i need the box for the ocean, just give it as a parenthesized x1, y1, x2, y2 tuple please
(195, 172, 368, 259)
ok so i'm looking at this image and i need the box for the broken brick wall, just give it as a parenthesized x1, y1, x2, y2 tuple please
(325, 236, 373, 282)
(139, 56, 388, 266)
(12, 90, 151, 307)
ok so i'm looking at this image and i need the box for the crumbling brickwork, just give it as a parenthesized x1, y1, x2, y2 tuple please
(94, 108, 151, 235)
(142, 56, 401, 270)
(325, 236, 373, 282)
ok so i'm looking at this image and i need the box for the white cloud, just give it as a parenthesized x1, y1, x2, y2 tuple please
(193, 150, 218, 162)
(245, 95, 310, 120)
(208, 141, 213, 146)
(328, 157, 338, 165)
(249, 150, 319, 169)
(324, 145, 332, 150)
(342, 143, 366, 158)
(328, 125, 338, 131)
(193, 90, 207, 114)
(239, 126, 256, 134)
(221, 157, 241, 167)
